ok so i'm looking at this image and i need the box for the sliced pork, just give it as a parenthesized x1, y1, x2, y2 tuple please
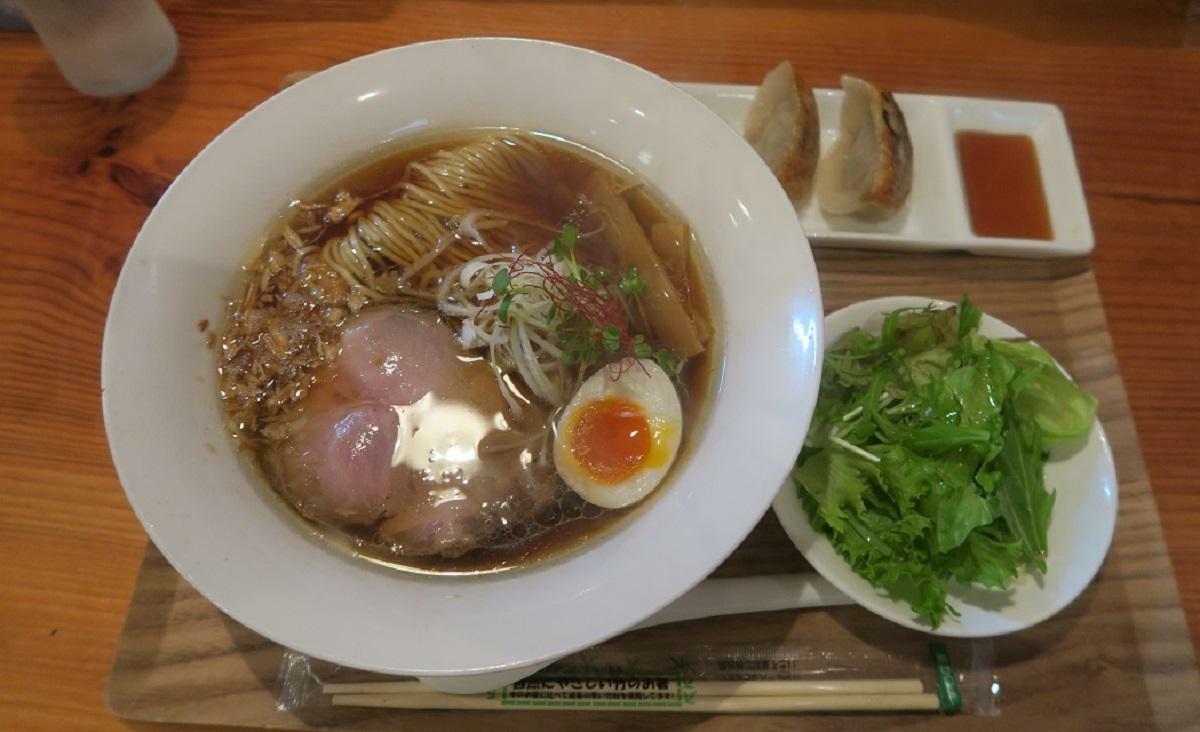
(267, 306, 556, 557)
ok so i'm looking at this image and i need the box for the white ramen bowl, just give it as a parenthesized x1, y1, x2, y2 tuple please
(102, 38, 822, 679)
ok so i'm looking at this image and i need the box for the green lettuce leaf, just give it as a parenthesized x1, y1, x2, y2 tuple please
(992, 405, 1055, 569)
(945, 530, 1022, 589)
(793, 296, 1094, 627)
(933, 482, 995, 554)
(993, 340, 1098, 444)
(792, 448, 875, 534)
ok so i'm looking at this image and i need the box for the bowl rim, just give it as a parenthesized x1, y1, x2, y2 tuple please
(102, 37, 824, 675)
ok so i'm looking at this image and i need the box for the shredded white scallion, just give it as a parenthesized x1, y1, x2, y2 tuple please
(830, 427, 881, 463)
(438, 247, 575, 405)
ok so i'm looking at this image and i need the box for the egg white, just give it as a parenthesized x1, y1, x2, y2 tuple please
(553, 358, 683, 509)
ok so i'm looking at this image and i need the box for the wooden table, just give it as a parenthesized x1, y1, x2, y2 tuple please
(1, 1, 1197, 729)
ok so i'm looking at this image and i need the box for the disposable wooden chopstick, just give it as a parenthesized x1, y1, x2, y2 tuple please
(323, 678, 925, 696)
(324, 679, 941, 713)
(329, 691, 942, 713)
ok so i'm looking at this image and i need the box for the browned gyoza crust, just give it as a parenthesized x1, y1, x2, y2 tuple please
(744, 61, 820, 202)
(866, 90, 914, 212)
(778, 75, 820, 201)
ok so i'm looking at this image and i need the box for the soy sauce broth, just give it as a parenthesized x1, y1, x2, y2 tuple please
(244, 131, 719, 575)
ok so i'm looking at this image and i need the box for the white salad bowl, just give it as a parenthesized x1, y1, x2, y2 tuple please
(102, 39, 823, 681)
(773, 296, 1117, 637)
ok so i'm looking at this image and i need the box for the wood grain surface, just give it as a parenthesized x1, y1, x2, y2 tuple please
(1, 1, 1198, 730)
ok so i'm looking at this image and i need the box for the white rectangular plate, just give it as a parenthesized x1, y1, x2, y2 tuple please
(680, 82, 1094, 258)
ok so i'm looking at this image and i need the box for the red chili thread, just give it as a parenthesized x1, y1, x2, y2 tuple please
(483, 254, 646, 376)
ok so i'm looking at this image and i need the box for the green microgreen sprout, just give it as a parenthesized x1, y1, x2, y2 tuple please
(486, 224, 681, 378)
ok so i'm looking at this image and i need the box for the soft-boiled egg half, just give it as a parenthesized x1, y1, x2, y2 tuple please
(553, 358, 683, 509)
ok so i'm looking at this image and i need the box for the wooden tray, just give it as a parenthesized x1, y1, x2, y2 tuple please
(107, 250, 1200, 729)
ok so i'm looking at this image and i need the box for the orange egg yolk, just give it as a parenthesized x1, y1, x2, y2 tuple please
(568, 397, 652, 484)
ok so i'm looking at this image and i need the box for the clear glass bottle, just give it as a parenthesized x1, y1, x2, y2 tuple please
(16, 0, 178, 97)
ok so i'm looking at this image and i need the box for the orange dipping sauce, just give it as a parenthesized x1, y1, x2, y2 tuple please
(956, 132, 1053, 241)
